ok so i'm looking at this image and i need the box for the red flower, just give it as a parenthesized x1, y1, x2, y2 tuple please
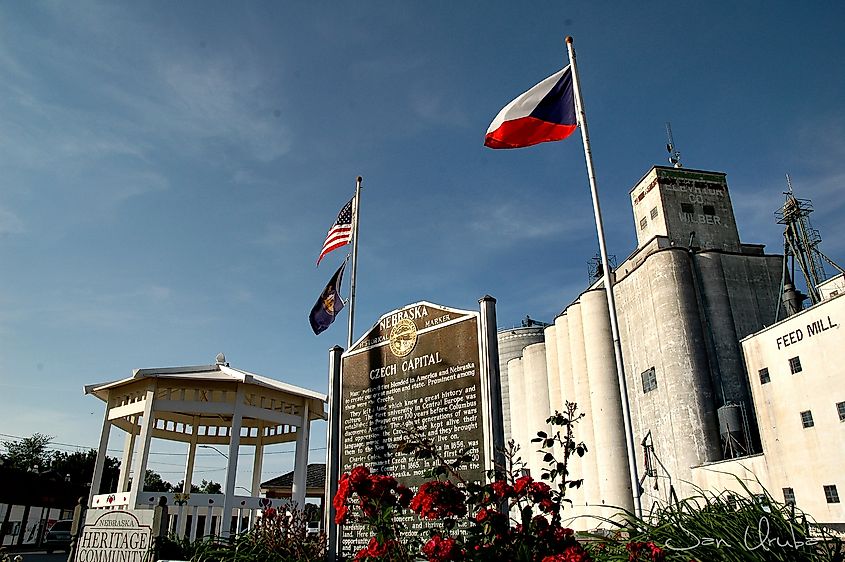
(626, 541, 664, 562)
(410, 481, 467, 520)
(353, 537, 398, 560)
(422, 534, 462, 562)
(350, 466, 370, 485)
(542, 543, 592, 562)
(538, 497, 557, 513)
(334, 474, 351, 524)
(529, 481, 551, 495)
(396, 484, 413, 507)
(531, 514, 549, 531)
(513, 475, 533, 495)
(475, 507, 489, 523)
(490, 479, 513, 499)
(366, 537, 388, 557)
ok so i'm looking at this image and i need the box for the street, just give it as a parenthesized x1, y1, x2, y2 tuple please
(3, 551, 68, 562)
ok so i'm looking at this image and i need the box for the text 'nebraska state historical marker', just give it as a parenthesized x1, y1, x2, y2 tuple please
(338, 301, 498, 555)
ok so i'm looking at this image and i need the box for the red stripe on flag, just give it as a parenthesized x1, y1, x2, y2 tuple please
(317, 226, 353, 265)
(484, 117, 577, 149)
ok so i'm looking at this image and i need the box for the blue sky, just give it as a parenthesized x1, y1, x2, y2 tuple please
(1, 2, 844, 485)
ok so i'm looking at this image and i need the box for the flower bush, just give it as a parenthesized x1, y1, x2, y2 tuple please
(334, 402, 594, 562)
(333, 401, 844, 562)
(159, 503, 326, 562)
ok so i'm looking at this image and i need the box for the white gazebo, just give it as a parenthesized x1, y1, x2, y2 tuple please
(83, 354, 326, 538)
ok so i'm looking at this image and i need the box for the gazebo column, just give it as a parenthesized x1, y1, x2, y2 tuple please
(221, 386, 245, 538)
(291, 401, 310, 509)
(88, 393, 113, 507)
(129, 385, 156, 509)
(177, 416, 200, 538)
(248, 422, 265, 529)
(251, 422, 265, 496)
(117, 416, 137, 493)
(183, 416, 200, 493)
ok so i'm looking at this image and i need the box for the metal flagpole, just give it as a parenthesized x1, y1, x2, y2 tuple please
(346, 176, 362, 349)
(327, 176, 361, 560)
(565, 36, 643, 518)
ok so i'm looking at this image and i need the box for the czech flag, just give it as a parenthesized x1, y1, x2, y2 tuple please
(484, 65, 577, 149)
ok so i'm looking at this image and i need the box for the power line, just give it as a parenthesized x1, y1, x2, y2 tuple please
(0, 432, 327, 456)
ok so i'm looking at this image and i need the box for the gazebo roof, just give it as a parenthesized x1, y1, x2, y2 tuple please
(83, 357, 327, 446)
(84, 362, 326, 406)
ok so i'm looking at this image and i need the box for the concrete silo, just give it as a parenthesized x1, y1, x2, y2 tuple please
(521, 342, 552, 478)
(497, 322, 546, 445)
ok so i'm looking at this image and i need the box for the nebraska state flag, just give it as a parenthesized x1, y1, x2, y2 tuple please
(309, 261, 346, 335)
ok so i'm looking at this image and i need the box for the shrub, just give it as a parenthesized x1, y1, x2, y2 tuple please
(334, 400, 843, 562)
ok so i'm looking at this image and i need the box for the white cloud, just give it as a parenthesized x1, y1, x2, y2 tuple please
(0, 206, 24, 235)
(154, 59, 291, 162)
(253, 223, 291, 247)
(469, 199, 591, 247)
(409, 91, 469, 128)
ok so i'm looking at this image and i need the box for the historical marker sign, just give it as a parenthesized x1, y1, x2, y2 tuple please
(74, 510, 154, 562)
(339, 302, 491, 554)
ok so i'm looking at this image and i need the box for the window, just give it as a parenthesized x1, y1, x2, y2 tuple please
(800, 410, 814, 428)
(782, 488, 796, 505)
(789, 356, 802, 374)
(681, 203, 694, 214)
(641, 367, 657, 393)
(824, 485, 840, 504)
(650, 207, 659, 219)
(703, 204, 716, 216)
(759, 368, 770, 384)
(640, 216, 648, 230)
(837, 401, 845, 422)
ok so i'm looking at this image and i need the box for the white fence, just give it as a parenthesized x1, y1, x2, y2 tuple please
(90, 492, 288, 540)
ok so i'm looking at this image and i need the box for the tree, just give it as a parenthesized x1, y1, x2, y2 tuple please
(170, 479, 222, 494)
(50, 449, 121, 494)
(0, 433, 121, 495)
(144, 469, 175, 492)
(1, 433, 53, 471)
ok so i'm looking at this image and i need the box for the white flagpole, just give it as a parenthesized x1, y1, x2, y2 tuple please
(565, 36, 642, 518)
(346, 176, 362, 349)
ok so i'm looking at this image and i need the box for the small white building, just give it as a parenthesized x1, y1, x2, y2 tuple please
(696, 274, 845, 530)
(84, 354, 326, 538)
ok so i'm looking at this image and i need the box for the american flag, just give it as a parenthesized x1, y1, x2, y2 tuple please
(317, 197, 354, 265)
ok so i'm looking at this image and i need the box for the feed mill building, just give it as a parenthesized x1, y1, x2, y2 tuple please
(502, 164, 844, 531)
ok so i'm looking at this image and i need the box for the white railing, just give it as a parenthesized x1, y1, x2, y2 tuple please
(90, 492, 288, 540)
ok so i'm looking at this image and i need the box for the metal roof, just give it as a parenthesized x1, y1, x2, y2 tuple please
(84, 361, 326, 404)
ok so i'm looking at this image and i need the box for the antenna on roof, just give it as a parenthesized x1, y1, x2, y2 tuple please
(666, 122, 682, 168)
(775, 174, 845, 308)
